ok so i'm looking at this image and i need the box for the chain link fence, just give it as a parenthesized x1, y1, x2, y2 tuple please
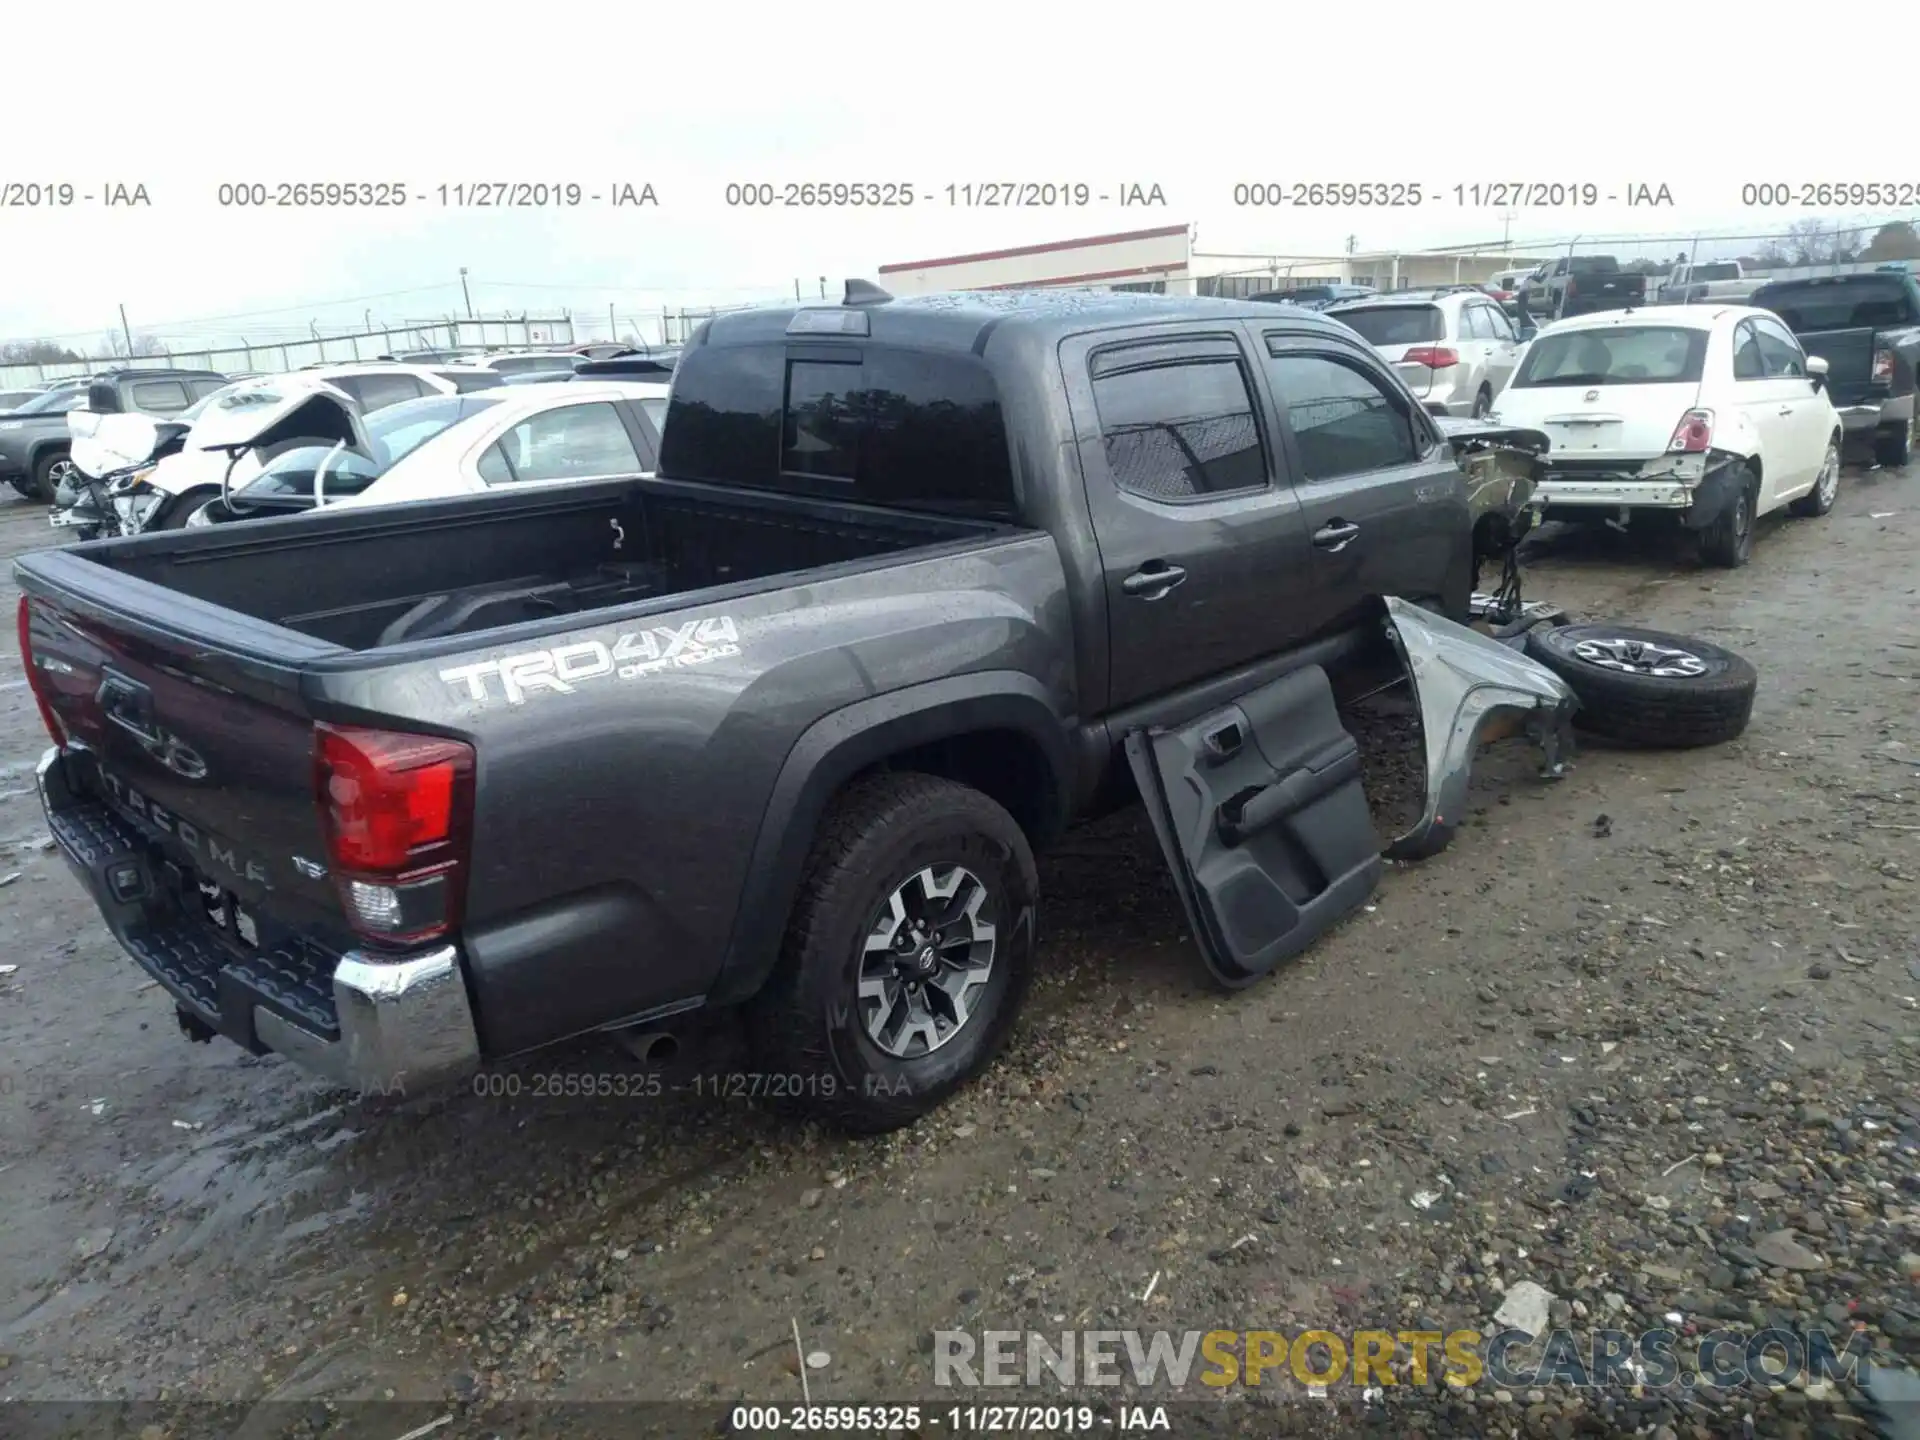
(0, 316, 581, 389)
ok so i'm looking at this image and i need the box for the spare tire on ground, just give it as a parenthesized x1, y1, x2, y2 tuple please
(1521, 623, 1757, 748)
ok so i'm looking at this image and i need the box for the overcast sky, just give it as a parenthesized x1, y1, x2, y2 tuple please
(7, 0, 1911, 350)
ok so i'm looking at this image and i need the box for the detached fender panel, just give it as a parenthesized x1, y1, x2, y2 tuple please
(707, 671, 1075, 1006)
(1380, 597, 1576, 861)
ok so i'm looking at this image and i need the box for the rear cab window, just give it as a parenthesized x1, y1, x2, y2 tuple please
(1511, 326, 1709, 387)
(658, 340, 1019, 520)
(1751, 276, 1918, 331)
(126, 379, 192, 413)
(1328, 305, 1444, 347)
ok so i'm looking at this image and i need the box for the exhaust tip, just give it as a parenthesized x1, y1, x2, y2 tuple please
(617, 1029, 680, 1067)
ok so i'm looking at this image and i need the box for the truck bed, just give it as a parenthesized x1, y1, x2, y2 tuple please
(39, 475, 1005, 652)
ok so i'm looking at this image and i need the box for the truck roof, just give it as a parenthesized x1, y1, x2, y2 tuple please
(689, 285, 1364, 358)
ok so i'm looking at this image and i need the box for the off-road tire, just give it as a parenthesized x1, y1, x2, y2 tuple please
(1787, 437, 1840, 518)
(1523, 623, 1757, 748)
(30, 449, 73, 503)
(1698, 466, 1757, 568)
(748, 772, 1038, 1134)
(1874, 413, 1914, 470)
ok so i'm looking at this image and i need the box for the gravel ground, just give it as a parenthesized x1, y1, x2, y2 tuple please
(0, 455, 1916, 1439)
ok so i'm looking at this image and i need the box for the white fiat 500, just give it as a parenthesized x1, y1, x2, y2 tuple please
(1490, 305, 1842, 567)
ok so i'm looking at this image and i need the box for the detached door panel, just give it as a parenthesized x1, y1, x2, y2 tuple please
(1125, 664, 1380, 988)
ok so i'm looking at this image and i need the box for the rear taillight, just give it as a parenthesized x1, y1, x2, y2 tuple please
(1403, 346, 1461, 369)
(1873, 349, 1895, 383)
(16, 596, 67, 746)
(314, 722, 474, 946)
(1668, 409, 1715, 453)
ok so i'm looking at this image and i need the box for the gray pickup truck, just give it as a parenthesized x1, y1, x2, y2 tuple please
(18, 285, 1576, 1131)
(1749, 270, 1920, 469)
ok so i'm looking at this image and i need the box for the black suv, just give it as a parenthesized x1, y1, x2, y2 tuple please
(0, 367, 227, 499)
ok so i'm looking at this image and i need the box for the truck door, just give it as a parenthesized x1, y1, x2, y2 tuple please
(1251, 326, 1472, 639)
(1125, 663, 1381, 987)
(1061, 328, 1311, 710)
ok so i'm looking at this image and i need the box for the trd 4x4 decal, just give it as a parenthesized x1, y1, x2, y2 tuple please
(439, 616, 742, 706)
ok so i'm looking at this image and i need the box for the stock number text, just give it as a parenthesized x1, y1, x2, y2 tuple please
(1233, 182, 1422, 207)
(725, 182, 916, 207)
(731, 1406, 923, 1432)
(218, 182, 407, 207)
(1742, 181, 1920, 208)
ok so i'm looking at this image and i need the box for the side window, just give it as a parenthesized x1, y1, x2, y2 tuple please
(1263, 349, 1419, 480)
(482, 402, 641, 484)
(126, 379, 191, 413)
(189, 377, 227, 400)
(1752, 317, 1805, 378)
(1731, 321, 1766, 381)
(1459, 306, 1490, 340)
(1090, 355, 1268, 503)
(1483, 305, 1516, 341)
(343, 373, 429, 412)
(475, 444, 516, 484)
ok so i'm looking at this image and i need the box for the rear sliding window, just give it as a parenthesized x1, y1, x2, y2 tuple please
(1511, 326, 1709, 387)
(1751, 277, 1915, 331)
(658, 342, 1018, 520)
(1328, 305, 1444, 346)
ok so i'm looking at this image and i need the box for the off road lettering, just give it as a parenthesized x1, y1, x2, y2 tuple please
(439, 616, 742, 706)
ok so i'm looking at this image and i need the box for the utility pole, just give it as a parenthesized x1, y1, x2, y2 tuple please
(794, 278, 801, 300)
(818, 276, 827, 299)
(459, 267, 474, 319)
(609, 302, 618, 342)
(118, 303, 134, 356)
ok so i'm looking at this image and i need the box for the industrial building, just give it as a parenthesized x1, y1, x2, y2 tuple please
(877, 223, 1545, 298)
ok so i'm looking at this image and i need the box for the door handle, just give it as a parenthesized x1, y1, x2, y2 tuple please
(1121, 562, 1187, 598)
(1777, 406, 1794, 416)
(1312, 521, 1361, 551)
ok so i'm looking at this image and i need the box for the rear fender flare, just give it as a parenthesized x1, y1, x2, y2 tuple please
(27, 436, 71, 472)
(707, 672, 1075, 1005)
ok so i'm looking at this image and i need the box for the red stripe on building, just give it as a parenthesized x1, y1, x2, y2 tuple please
(974, 263, 1188, 290)
(878, 223, 1190, 275)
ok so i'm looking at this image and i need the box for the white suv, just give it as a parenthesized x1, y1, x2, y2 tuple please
(1325, 287, 1525, 418)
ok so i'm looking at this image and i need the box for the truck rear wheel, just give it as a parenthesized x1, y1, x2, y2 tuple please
(1875, 414, 1914, 470)
(750, 772, 1038, 1134)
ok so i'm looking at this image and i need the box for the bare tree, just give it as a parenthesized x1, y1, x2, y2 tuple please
(0, 338, 84, 364)
(99, 331, 169, 359)
(1784, 219, 1864, 267)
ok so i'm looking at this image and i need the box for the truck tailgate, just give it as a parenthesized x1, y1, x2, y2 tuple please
(19, 570, 347, 937)
(1793, 326, 1877, 406)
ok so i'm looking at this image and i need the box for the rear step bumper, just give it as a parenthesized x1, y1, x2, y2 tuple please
(36, 746, 481, 1096)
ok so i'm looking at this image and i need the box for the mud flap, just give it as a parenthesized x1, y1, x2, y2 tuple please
(1125, 665, 1382, 990)
(1380, 596, 1577, 862)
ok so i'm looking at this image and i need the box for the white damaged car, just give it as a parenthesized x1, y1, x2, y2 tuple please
(1489, 305, 1843, 567)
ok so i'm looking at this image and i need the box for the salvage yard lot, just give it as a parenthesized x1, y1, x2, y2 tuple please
(0, 461, 1916, 1435)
